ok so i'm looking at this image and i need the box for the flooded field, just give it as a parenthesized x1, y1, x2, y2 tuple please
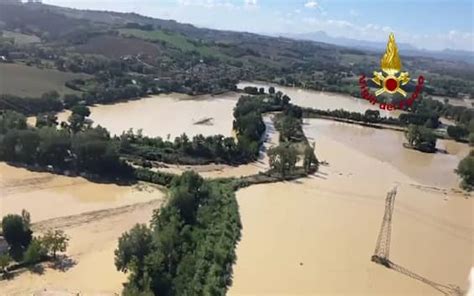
(153, 114, 279, 179)
(55, 92, 241, 138)
(230, 119, 473, 295)
(0, 162, 165, 294)
(0, 162, 164, 222)
(238, 81, 385, 114)
(305, 118, 469, 189)
(5, 85, 473, 295)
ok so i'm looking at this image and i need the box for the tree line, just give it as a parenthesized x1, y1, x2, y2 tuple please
(0, 109, 132, 179)
(114, 171, 241, 295)
(122, 93, 289, 166)
(302, 108, 402, 126)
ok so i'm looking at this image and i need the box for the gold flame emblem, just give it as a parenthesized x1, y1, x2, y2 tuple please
(372, 33, 410, 96)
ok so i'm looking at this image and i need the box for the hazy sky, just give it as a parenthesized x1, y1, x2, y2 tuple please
(43, 0, 473, 51)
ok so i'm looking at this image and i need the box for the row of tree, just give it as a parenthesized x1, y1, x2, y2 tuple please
(302, 108, 402, 126)
(269, 96, 318, 176)
(120, 130, 256, 165)
(115, 171, 241, 295)
(0, 109, 132, 178)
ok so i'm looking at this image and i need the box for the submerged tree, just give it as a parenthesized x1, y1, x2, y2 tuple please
(404, 124, 437, 153)
(1, 213, 32, 251)
(303, 143, 318, 173)
(456, 150, 474, 191)
(268, 143, 299, 177)
(41, 229, 69, 259)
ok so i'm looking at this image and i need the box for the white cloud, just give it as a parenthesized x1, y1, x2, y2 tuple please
(304, 1, 318, 9)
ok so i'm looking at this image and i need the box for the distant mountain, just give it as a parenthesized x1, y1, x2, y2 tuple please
(281, 31, 474, 64)
(281, 31, 417, 51)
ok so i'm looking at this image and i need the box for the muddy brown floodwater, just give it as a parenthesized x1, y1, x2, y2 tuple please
(55, 92, 241, 138)
(5, 85, 473, 295)
(229, 118, 473, 296)
(0, 162, 165, 295)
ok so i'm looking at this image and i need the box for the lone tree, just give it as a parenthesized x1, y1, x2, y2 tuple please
(456, 151, 474, 191)
(1, 213, 32, 251)
(303, 143, 318, 173)
(41, 229, 69, 259)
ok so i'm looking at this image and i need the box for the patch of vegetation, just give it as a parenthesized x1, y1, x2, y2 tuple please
(121, 94, 281, 166)
(404, 124, 437, 153)
(456, 150, 474, 191)
(1, 30, 41, 45)
(0, 210, 70, 277)
(303, 108, 403, 126)
(0, 63, 89, 97)
(0, 109, 133, 179)
(115, 171, 241, 295)
(447, 125, 469, 142)
(120, 29, 195, 51)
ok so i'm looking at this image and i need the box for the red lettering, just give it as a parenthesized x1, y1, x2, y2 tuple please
(379, 103, 386, 110)
(418, 76, 424, 85)
(387, 104, 395, 111)
(362, 89, 369, 98)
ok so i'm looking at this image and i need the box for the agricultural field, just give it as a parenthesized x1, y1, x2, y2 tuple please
(119, 28, 225, 58)
(74, 35, 163, 60)
(1, 30, 41, 45)
(0, 63, 89, 97)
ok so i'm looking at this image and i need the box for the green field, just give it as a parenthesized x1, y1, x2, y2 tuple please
(1, 30, 41, 45)
(119, 28, 225, 58)
(0, 63, 90, 97)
